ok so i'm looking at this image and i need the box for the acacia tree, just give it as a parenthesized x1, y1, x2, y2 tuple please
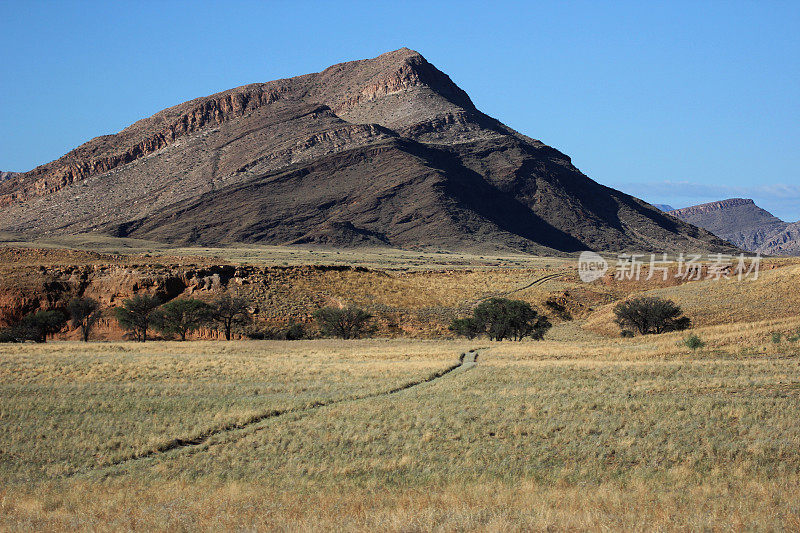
(114, 294, 161, 342)
(210, 295, 251, 341)
(509, 302, 551, 340)
(156, 298, 211, 341)
(18, 310, 68, 343)
(451, 298, 551, 341)
(613, 296, 691, 335)
(314, 306, 374, 339)
(473, 298, 551, 341)
(67, 297, 102, 342)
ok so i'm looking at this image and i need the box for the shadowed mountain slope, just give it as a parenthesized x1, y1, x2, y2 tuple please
(0, 48, 735, 254)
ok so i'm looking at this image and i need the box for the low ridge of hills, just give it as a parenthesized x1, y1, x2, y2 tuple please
(669, 198, 800, 255)
(0, 48, 735, 255)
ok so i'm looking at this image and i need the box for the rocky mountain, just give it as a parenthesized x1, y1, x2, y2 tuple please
(653, 204, 675, 212)
(0, 48, 735, 254)
(0, 172, 18, 182)
(669, 198, 799, 255)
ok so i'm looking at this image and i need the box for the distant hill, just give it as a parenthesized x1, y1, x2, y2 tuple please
(0, 49, 734, 254)
(653, 204, 675, 212)
(670, 198, 799, 255)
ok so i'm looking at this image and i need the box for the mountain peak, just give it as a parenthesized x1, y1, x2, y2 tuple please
(359, 47, 426, 66)
(314, 47, 476, 118)
(381, 47, 423, 59)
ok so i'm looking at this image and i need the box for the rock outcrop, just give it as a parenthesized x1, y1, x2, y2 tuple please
(0, 48, 735, 254)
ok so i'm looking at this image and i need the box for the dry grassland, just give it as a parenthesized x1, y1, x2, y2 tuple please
(0, 340, 471, 482)
(2, 327, 800, 530)
(2, 251, 800, 530)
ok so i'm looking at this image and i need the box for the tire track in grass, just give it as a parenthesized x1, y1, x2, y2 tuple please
(505, 272, 565, 293)
(67, 348, 483, 477)
(463, 272, 567, 310)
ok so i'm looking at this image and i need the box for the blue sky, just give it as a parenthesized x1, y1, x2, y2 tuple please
(1, 0, 798, 220)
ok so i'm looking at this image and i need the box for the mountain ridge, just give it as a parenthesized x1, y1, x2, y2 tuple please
(671, 198, 758, 217)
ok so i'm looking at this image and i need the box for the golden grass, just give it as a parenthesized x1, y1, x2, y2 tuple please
(4, 477, 800, 531)
(2, 332, 800, 530)
(0, 340, 471, 482)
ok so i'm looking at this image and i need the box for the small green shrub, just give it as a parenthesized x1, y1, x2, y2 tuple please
(450, 299, 552, 341)
(245, 326, 281, 340)
(771, 332, 783, 344)
(284, 322, 306, 340)
(0, 327, 21, 343)
(474, 298, 551, 341)
(620, 330, 635, 338)
(683, 333, 706, 350)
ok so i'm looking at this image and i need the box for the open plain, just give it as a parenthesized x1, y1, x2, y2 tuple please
(2, 246, 800, 530)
